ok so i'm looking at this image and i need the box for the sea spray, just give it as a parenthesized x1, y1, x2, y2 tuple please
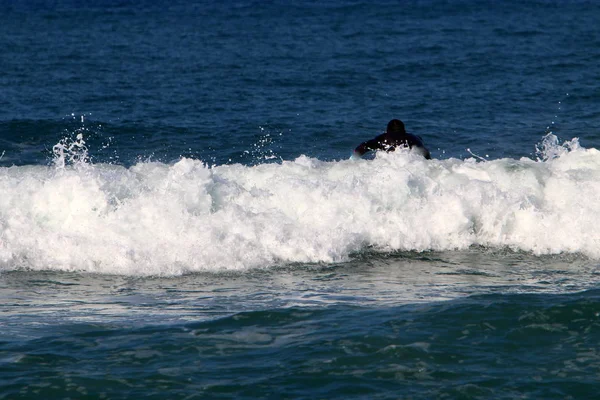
(52, 132, 90, 169)
(535, 133, 581, 162)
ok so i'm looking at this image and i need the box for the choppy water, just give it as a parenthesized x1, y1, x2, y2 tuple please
(1, 1, 600, 399)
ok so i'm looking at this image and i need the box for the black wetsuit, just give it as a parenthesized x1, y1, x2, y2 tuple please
(354, 130, 431, 159)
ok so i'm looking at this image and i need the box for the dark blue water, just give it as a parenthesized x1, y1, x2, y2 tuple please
(2, 0, 599, 167)
(1, 1, 600, 398)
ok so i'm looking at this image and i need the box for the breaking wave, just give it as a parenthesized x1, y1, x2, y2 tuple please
(1, 133, 598, 275)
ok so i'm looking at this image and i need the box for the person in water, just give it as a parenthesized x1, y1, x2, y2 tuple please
(353, 119, 431, 159)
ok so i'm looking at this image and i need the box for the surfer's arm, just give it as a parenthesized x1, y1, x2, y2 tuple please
(354, 134, 387, 157)
(407, 133, 431, 160)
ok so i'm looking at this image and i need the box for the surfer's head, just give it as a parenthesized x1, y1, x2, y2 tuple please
(387, 119, 406, 134)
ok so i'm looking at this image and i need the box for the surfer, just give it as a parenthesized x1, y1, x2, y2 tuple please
(353, 119, 431, 159)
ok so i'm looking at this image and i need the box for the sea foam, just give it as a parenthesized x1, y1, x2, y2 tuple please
(0, 134, 598, 275)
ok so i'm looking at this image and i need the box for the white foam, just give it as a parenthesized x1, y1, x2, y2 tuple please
(1, 135, 599, 275)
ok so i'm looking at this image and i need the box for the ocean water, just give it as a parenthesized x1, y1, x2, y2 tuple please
(1, 0, 600, 398)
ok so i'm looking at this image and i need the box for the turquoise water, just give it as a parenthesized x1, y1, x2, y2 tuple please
(1, 1, 600, 398)
(2, 260, 600, 399)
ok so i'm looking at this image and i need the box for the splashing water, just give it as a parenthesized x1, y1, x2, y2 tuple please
(52, 132, 90, 169)
(535, 133, 581, 162)
(242, 127, 283, 164)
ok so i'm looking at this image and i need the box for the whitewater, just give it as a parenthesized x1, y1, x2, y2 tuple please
(0, 133, 598, 276)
